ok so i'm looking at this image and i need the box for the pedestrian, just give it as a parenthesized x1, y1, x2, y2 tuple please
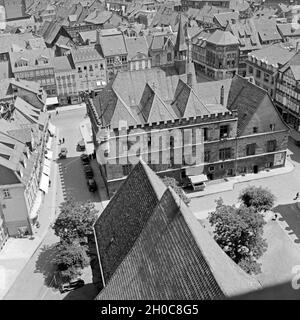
(63, 137, 65, 143)
(272, 213, 278, 221)
(56, 109, 58, 116)
(49, 180, 51, 188)
(59, 139, 61, 145)
(294, 192, 299, 201)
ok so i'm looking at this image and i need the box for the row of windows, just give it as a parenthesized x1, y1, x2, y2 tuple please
(78, 63, 104, 73)
(16, 69, 54, 78)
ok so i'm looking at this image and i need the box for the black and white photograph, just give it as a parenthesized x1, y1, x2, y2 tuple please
(0, 0, 300, 308)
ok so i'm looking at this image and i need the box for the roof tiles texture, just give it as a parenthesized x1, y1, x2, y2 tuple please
(96, 162, 261, 300)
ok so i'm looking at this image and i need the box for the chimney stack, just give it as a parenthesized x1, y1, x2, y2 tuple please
(220, 85, 224, 105)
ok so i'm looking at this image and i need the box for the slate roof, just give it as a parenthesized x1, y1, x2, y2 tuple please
(207, 30, 239, 46)
(53, 56, 74, 72)
(148, 33, 176, 51)
(96, 161, 262, 300)
(79, 30, 97, 43)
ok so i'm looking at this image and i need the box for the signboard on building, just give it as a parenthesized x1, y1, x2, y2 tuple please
(274, 152, 285, 166)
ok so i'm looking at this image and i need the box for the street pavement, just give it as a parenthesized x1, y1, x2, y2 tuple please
(190, 140, 300, 220)
(4, 105, 107, 300)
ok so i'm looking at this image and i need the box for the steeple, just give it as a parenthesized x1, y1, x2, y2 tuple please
(174, 14, 189, 75)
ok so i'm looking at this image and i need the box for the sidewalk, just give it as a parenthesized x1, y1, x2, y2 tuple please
(187, 159, 295, 199)
(48, 103, 86, 114)
(0, 128, 60, 300)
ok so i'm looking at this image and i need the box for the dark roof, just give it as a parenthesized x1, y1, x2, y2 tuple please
(94, 161, 167, 284)
(174, 14, 188, 53)
(95, 161, 262, 300)
(0, 165, 20, 185)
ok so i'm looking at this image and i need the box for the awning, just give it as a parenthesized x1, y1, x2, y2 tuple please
(45, 150, 53, 160)
(48, 122, 56, 135)
(44, 158, 51, 168)
(189, 174, 208, 185)
(39, 173, 49, 193)
(43, 164, 50, 176)
(46, 97, 58, 106)
(29, 191, 43, 220)
(46, 136, 53, 150)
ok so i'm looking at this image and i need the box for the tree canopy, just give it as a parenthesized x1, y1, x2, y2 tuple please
(162, 176, 191, 206)
(52, 241, 90, 282)
(239, 186, 276, 212)
(209, 198, 267, 274)
(52, 197, 98, 243)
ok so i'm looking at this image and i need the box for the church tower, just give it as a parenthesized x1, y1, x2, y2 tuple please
(174, 14, 189, 75)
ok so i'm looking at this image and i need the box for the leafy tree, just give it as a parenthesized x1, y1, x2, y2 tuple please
(209, 198, 267, 274)
(239, 186, 276, 212)
(52, 241, 90, 282)
(162, 176, 191, 206)
(52, 197, 98, 243)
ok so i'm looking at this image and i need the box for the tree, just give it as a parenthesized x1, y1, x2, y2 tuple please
(52, 197, 98, 243)
(162, 176, 190, 206)
(239, 186, 276, 212)
(52, 241, 90, 282)
(209, 198, 267, 274)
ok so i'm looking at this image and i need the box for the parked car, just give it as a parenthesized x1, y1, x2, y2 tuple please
(80, 154, 90, 164)
(77, 139, 85, 151)
(59, 279, 85, 293)
(59, 147, 68, 159)
(84, 164, 94, 178)
(87, 178, 97, 192)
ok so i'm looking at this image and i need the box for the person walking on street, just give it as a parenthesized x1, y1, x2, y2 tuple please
(62, 137, 65, 143)
(56, 109, 58, 116)
(59, 139, 61, 145)
(294, 192, 299, 201)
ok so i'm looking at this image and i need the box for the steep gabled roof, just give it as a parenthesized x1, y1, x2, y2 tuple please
(171, 79, 210, 118)
(93, 161, 167, 284)
(96, 162, 262, 300)
(137, 83, 177, 123)
(174, 14, 188, 53)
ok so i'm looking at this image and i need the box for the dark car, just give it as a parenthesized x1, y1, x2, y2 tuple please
(80, 154, 90, 164)
(58, 147, 68, 159)
(77, 139, 85, 151)
(87, 178, 97, 192)
(59, 279, 85, 293)
(84, 164, 94, 178)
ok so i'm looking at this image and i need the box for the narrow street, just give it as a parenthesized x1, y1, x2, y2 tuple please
(4, 105, 105, 300)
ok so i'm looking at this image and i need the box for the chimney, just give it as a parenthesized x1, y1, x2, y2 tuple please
(220, 85, 224, 105)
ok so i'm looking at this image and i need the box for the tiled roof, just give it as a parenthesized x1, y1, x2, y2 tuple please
(96, 161, 261, 300)
(227, 18, 262, 51)
(125, 36, 149, 60)
(277, 23, 300, 37)
(71, 45, 104, 63)
(248, 43, 295, 67)
(98, 30, 127, 57)
(0, 33, 34, 54)
(279, 51, 300, 79)
(227, 75, 268, 134)
(171, 79, 210, 118)
(213, 11, 239, 28)
(53, 56, 73, 72)
(253, 18, 282, 43)
(84, 10, 112, 25)
(9, 48, 55, 73)
(79, 30, 97, 43)
(207, 30, 239, 46)
(137, 83, 177, 123)
(94, 161, 167, 284)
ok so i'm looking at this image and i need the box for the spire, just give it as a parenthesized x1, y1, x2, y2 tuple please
(174, 14, 188, 54)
